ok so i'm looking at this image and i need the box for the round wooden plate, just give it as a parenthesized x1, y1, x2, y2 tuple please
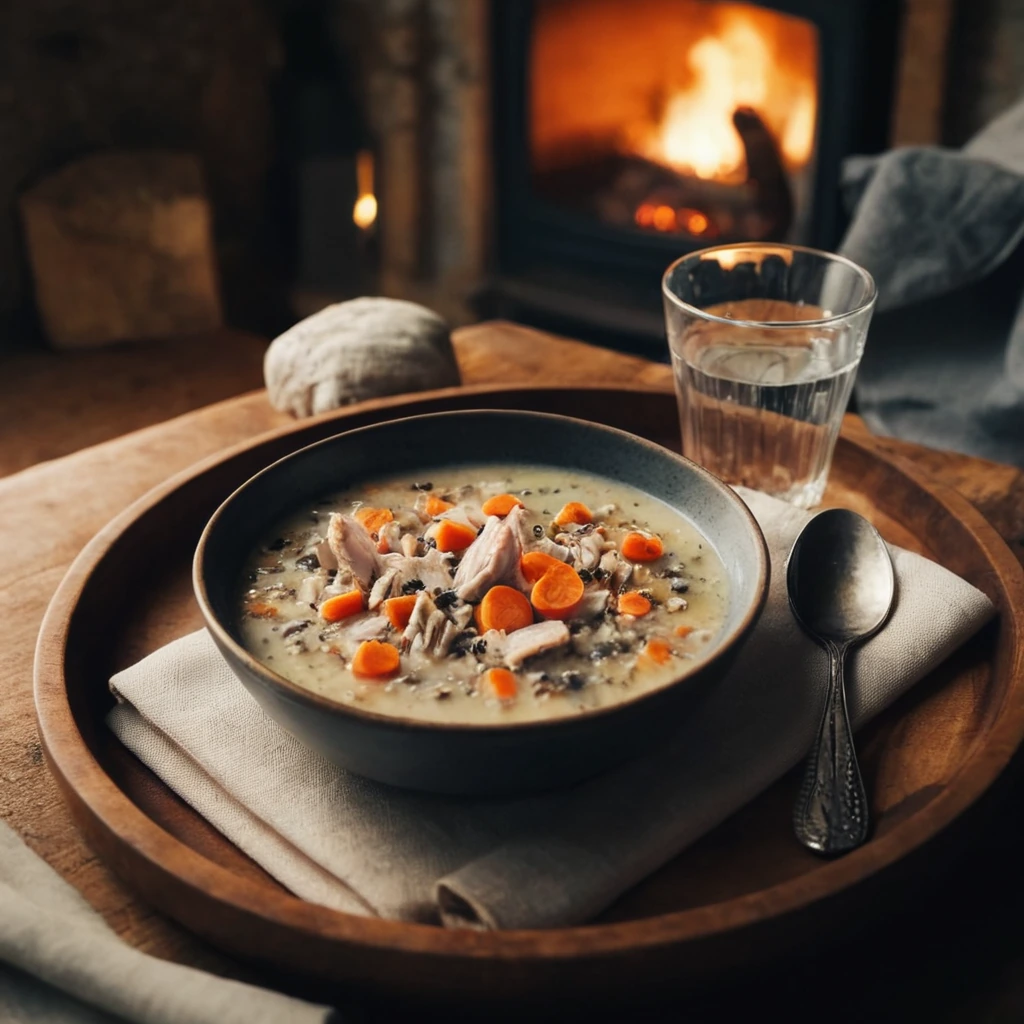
(34, 385, 1024, 1004)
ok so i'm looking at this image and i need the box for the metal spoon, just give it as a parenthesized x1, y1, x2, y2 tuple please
(788, 509, 895, 855)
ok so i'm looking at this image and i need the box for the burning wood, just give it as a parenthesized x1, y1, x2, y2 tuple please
(529, 1, 816, 243)
(534, 107, 793, 242)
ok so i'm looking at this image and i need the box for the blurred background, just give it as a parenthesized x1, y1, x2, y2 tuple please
(1, 0, 1021, 471)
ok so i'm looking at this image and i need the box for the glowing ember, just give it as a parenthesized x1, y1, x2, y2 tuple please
(682, 209, 710, 235)
(634, 203, 715, 236)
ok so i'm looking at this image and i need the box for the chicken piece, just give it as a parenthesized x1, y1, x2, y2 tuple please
(329, 610, 389, 651)
(297, 572, 327, 606)
(402, 590, 462, 657)
(402, 591, 435, 649)
(417, 547, 457, 593)
(473, 629, 508, 667)
(394, 508, 423, 532)
(380, 546, 456, 596)
(401, 533, 419, 558)
(345, 615, 390, 641)
(504, 620, 571, 668)
(600, 550, 633, 590)
(327, 514, 380, 590)
(511, 515, 570, 563)
(461, 505, 487, 529)
(367, 567, 399, 610)
(557, 530, 604, 571)
(531, 535, 571, 562)
(448, 603, 475, 630)
(332, 614, 390, 656)
(316, 568, 356, 606)
(410, 609, 449, 655)
(453, 506, 525, 602)
(436, 617, 463, 656)
(315, 537, 339, 571)
(377, 520, 402, 555)
(436, 506, 479, 531)
(575, 587, 609, 620)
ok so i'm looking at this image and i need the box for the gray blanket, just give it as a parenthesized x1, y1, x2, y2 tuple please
(839, 98, 1024, 467)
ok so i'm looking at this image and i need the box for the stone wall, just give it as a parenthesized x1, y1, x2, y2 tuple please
(0, 0, 281, 345)
(944, 0, 1024, 144)
(331, 0, 489, 325)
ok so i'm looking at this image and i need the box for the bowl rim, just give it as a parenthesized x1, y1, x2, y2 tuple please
(193, 408, 770, 735)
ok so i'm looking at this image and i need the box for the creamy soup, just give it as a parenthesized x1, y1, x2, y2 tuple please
(237, 465, 729, 724)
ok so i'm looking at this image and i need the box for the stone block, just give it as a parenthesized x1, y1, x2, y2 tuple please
(19, 150, 222, 348)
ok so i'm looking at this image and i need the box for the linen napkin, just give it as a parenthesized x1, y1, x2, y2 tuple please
(107, 489, 996, 930)
(0, 820, 336, 1023)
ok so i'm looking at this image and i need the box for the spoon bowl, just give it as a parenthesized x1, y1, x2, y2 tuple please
(788, 509, 896, 854)
(788, 509, 895, 643)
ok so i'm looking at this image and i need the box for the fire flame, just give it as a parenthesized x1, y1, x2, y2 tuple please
(636, 11, 816, 183)
(529, 0, 818, 237)
(352, 150, 377, 231)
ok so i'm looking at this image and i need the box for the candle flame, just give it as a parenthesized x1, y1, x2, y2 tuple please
(353, 150, 377, 230)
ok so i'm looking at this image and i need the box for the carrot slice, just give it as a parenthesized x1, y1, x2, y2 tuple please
(617, 591, 652, 617)
(434, 519, 478, 553)
(483, 667, 518, 702)
(621, 531, 664, 562)
(520, 550, 565, 584)
(554, 501, 592, 526)
(351, 639, 401, 679)
(674, 624, 694, 638)
(319, 589, 364, 622)
(355, 507, 394, 535)
(482, 493, 524, 518)
(383, 594, 419, 630)
(530, 562, 585, 620)
(248, 601, 278, 618)
(425, 495, 455, 517)
(478, 585, 533, 634)
(640, 638, 673, 665)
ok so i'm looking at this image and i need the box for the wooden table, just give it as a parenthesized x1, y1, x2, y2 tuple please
(3, 321, 1024, 1021)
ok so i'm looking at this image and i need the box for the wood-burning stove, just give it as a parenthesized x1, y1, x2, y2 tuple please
(483, 0, 901, 352)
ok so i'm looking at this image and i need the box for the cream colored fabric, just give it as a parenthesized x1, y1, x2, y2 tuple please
(108, 490, 996, 930)
(0, 820, 335, 1023)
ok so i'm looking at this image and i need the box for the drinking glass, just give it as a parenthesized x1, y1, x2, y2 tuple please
(663, 243, 876, 508)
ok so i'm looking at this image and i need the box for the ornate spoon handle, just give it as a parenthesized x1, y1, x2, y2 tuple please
(793, 640, 869, 854)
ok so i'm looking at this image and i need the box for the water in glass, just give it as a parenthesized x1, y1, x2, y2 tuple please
(672, 300, 859, 508)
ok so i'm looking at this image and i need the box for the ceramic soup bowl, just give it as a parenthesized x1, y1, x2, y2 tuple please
(194, 410, 769, 795)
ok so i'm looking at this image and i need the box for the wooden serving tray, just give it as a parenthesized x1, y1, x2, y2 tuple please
(34, 385, 1024, 1004)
